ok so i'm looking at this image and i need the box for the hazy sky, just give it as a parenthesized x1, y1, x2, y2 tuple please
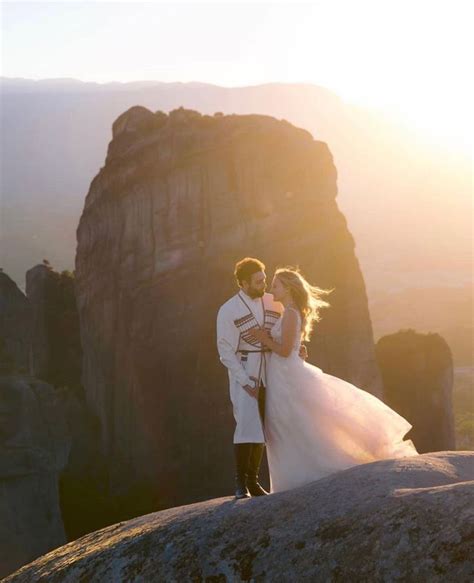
(1, 0, 472, 141)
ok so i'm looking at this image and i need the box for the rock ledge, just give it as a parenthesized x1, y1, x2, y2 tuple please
(6, 452, 474, 582)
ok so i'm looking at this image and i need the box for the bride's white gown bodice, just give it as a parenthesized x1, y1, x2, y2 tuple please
(265, 308, 417, 493)
(271, 307, 303, 354)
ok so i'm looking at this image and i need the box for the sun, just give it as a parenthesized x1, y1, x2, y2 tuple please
(295, 1, 473, 147)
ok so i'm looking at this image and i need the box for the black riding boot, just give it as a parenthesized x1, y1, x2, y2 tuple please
(234, 443, 251, 499)
(247, 443, 269, 496)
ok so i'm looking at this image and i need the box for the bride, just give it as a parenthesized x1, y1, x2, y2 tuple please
(248, 267, 418, 493)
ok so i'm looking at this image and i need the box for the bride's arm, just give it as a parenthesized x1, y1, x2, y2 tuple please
(252, 309, 299, 358)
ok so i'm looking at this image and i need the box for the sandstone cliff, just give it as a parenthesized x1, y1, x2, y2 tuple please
(0, 267, 100, 576)
(376, 329, 456, 452)
(74, 107, 383, 510)
(0, 265, 82, 386)
(0, 272, 32, 374)
(25, 265, 82, 388)
(5, 452, 473, 582)
(0, 375, 70, 579)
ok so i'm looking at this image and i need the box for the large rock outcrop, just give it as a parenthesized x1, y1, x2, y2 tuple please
(0, 265, 82, 387)
(376, 330, 456, 452)
(0, 375, 71, 579)
(0, 267, 102, 573)
(6, 452, 474, 582)
(24, 265, 51, 378)
(74, 107, 383, 511)
(0, 272, 32, 374)
(25, 265, 82, 388)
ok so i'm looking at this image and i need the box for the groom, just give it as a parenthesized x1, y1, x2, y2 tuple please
(216, 257, 283, 498)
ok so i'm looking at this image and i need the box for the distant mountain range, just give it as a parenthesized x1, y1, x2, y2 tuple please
(1, 77, 471, 361)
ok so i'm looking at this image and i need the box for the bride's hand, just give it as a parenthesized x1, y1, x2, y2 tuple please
(299, 344, 308, 360)
(248, 327, 270, 343)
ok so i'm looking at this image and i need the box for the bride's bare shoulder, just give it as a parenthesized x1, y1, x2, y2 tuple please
(282, 307, 300, 322)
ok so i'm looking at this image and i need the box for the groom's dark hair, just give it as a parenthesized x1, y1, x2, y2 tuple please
(234, 257, 265, 287)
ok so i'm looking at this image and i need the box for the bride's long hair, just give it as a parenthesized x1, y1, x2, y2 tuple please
(275, 267, 333, 341)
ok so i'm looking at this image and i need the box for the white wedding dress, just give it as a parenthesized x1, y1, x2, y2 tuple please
(265, 308, 418, 493)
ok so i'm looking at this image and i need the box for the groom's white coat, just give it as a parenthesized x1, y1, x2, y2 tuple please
(217, 291, 282, 443)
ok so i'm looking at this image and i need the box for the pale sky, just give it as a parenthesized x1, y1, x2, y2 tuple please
(1, 0, 473, 142)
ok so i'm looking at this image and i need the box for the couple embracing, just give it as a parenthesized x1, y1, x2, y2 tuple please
(216, 258, 417, 499)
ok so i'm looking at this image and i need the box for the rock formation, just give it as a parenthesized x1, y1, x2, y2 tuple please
(0, 375, 70, 579)
(5, 452, 473, 582)
(376, 329, 456, 452)
(25, 265, 51, 378)
(25, 265, 82, 388)
(74, 107, 383, 512)
(57, 395, 110, 543)
(0, 272, 32, 374)
(0, 267, 101, 575)
(0, 265, 82, 386)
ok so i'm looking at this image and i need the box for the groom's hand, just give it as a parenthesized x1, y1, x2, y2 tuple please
(243, 376, 259, 399)
(247, 326, 270, 343)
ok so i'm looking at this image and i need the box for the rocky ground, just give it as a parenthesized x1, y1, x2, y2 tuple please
(5, 451, 473, 582)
